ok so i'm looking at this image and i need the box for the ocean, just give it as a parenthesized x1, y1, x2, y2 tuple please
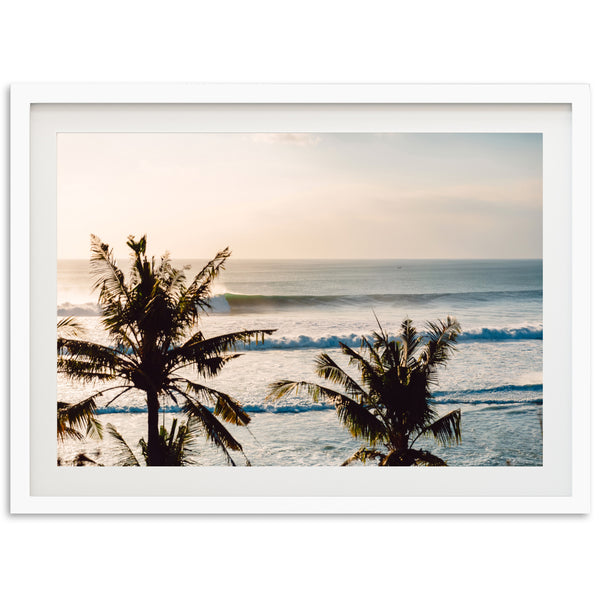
(57, 258, 543, 467)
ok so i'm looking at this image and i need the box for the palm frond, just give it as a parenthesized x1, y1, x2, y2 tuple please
(314, 352, 367, 400)
(59, 427, 85, 441)
(170, 418, 203, 466)
(413, 409, 462, 447)
(371, 331, 397, 371)
(58, 337, 134, 368)
(267, 379, 384, 444)
(371, 315, 405, 373)
(57, 338, 137, 390)
(174, 377, 250, 426)
(411, 450, 448, 466)
(174, 388, 246, 465)
(168, 353, 241, 379)
(381, 448, 447, 466)
(57, 358, 119, 383)
(106, 423, 141, 466)
(57, 395, 103, 441)
(398, 318, 421, 367)
(338, 343, 384, 395)
(341, 447, 386, 466)
(90, 234, 130, 301)
(267, 379, 345, 404)
(137, 418, 201, 466)
(103, 385, 136, 407)
(333, 395, 386, 444)
(358, 337, 386, 374)
(419, 316, 462, 370)
(57, 317, 84, 337)
(176, 248, 232, 321)
(166, 329, 275, 377)
(213, 395, 250, 426)
(181, 329, 277, 355)
(185, 248, 231, 297)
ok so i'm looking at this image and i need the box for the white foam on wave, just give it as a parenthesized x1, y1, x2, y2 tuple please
(460, 324, 542, 341)
(206, 294, 231, 313)
(242, 325, 543, 350)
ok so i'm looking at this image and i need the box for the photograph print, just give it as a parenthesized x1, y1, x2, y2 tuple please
(56, 132, 543, 468)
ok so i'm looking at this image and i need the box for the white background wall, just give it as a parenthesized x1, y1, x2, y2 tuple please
(1, 2, 596, 598)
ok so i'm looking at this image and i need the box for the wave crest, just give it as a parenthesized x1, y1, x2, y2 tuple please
(207, 290, 542, 314)
(460, 326, 542, 341)
(242, 326, 542, 350)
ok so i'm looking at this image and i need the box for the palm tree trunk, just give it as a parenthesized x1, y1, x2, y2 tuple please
(146, 389, 162, 466)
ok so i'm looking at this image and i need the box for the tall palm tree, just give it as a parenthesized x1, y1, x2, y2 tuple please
(57, 235, 275, 466)
(268, 317, 462, 466)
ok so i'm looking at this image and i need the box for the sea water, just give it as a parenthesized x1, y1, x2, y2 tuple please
(57, 259, 543, 466)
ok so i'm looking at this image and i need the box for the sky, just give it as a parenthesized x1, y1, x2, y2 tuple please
(57, 132, 542, 259)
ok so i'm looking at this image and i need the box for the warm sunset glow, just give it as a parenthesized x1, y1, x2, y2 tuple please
(57, 132, 542, 259)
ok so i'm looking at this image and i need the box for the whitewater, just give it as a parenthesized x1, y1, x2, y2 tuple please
(57, 258, 543, 467)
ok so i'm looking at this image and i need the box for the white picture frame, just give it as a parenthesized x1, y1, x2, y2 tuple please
(10, 83, 591, 514)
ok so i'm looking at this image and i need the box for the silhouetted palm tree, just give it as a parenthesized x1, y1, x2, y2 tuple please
(268, 317, 462, 466)
(57, 235, 274, 466)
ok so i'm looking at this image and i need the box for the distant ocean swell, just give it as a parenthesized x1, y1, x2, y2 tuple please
(210, 290, 542, 313)
(57, 289, 542, 317)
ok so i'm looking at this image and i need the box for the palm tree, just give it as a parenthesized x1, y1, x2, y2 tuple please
(57, 234, 275, 466)
(267, 317, 462, 466)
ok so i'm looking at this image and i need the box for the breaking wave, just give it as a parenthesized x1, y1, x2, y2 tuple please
(207, 289, 542, 314)
(242, 325, 542, 350)
(459, 325, 542, 341)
